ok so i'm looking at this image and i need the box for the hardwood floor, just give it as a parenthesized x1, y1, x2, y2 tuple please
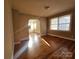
(14, 34, 75, 59)
(14, 40, 28, 54)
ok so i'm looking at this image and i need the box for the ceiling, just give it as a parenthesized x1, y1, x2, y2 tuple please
(12, 0, 75, 17)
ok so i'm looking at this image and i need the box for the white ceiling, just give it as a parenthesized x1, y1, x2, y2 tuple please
(12, 0, 74, 17)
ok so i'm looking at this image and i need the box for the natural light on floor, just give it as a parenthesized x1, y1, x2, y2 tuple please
(28, 33, 40, 48)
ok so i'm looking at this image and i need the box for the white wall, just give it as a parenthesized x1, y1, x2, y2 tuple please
(4, 0, 14, 59)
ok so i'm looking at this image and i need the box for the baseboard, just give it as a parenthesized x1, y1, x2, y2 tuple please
(14, 37, 29, 45)
(48, 33, 75, 41)
(14, 41, 21, 45)
(41, 34, 46, 36)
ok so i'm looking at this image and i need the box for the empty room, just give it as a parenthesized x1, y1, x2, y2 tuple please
(4, 0, 75, 59)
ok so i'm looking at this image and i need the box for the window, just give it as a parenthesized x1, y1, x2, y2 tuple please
(59, 15, 70, 30)
(50, 18, 58, 30)
(50, 14, 71, 31)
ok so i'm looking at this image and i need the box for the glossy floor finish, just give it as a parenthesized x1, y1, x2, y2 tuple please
(14, 33, 75, 59)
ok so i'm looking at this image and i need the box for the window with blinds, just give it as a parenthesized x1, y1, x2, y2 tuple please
(50, 14, 71, 31)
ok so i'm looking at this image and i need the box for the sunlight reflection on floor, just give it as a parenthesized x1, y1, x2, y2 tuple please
(28, 33, 40, 48)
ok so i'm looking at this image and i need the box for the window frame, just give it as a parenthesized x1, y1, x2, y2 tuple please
(49, 14, 72, 32)
(50, 17, 59, 30)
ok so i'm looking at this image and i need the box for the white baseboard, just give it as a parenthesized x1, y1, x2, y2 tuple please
(41, 34, 46, 36)
(48, 33, 75, 41)
(14, 37, 29, 45)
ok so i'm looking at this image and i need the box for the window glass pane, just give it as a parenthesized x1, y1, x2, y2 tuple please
(59, 24, 70, 31)
(50, 14, 71, 31)
(50, 25, 57, 30)
(59, 15, 71, 24)
(50, 18, 58, 24)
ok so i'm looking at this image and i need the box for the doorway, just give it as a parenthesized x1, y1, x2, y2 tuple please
(28, 19, 40, 34)
(28, 19, 40, 48)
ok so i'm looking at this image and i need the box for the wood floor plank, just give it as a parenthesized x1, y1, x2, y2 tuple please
(14, 34, 75, 59)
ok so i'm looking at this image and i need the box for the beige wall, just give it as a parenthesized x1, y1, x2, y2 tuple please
(40, 18, 47, 36)
(12, 10, 29, 43)
(47, 9, 75, 40)
(12, 10, 47, 43)
(4, 0, 14, 59)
